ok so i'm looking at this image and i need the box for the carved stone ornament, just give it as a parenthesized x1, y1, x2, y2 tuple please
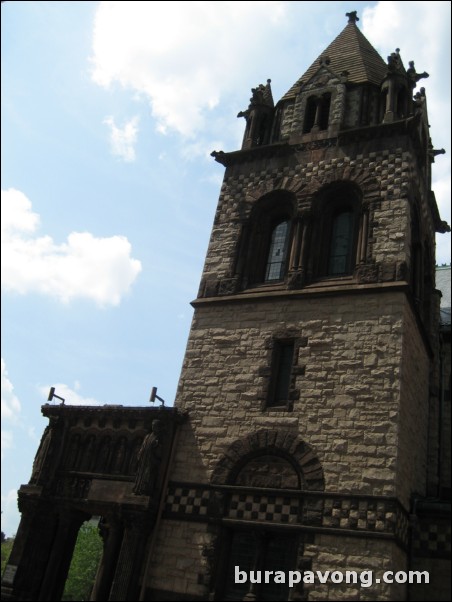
(133, 420, 165, 496)
(355, 264, 379, 284)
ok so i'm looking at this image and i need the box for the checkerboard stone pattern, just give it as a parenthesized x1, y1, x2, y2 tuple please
(165, 485, 210, 518)
(321, 497, 407, 540)
(228, 493, 300, 523)
(164, 483, 410, 546)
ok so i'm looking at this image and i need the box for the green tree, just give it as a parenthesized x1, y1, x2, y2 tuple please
(62, 521, 103, 601)
(1, 537, 14, 575)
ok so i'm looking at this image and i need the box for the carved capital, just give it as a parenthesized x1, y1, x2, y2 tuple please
(355, 264, 379, 284)
(288, 269, 305, 289)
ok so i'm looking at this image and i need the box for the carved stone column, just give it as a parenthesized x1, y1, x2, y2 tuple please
(90, 516, 123, 601)
(108, 513, 151, 601)
(38, 509, 88, 601)
(288, 212, 311, 289)
(289, 218, 302, 271)
(299, 212, 311, 275)
(356, 203, 369, 265)
(310, 97, 323, 132)
(1, 497, 58, 602)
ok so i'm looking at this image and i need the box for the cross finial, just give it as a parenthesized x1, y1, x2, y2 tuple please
(346, 11, 359, 24)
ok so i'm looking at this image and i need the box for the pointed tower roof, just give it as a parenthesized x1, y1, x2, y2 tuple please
(281, 12, 387, 101)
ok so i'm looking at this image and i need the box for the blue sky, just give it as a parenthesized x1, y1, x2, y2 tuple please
(1, 1, 450, 535)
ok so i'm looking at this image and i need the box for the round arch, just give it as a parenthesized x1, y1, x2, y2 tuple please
(211, 429, 324, 491)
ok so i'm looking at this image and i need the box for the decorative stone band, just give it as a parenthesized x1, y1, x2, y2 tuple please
(163, 481, 410, 550)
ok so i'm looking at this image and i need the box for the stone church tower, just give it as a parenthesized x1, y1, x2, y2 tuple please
(2, 12, 450, 602)
(144, 11, 450, 601)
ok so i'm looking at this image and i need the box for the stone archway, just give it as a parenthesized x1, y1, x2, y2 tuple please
(211, 428, 325, 491)
(1, 405, 185, 602)
(209, 429, 324, 601)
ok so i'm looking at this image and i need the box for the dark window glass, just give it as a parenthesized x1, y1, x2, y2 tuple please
(328, 210, 354, 276)
(265, 220, 289, 282)
(223, 532, 256, 601)
(223, 531, 296, 601)
(303, 97, 316, 132)
(268, 341, 294, 407)
(319, 93, 331, 130)
(261, 536, 295, 601)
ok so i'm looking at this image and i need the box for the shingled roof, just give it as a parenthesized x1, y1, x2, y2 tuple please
(280, 17, 388, 102)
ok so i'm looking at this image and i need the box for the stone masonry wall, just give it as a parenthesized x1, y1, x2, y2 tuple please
(146, 519, 211, 598)
(304, 534, 408, 601)
(440, 333, 451, 494)
(172, 291, 429, 508)
(146, 518, 410, 600)
(287, 70, 345, 136)
(396, 303, 430, 504)
(201, 146, 416, 287)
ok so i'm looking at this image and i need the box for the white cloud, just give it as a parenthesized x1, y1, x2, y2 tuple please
(91, 0, 286, 138)
(39, 383, 105, 406)
(1, 489, 20, 537)
(362, 1, 449, 67)
(1, 359, 21, 422)
(362, 1, 451, 264)
(1, 188, 142, 306)
(89, 2, 450, 260)
(104, 115, 139, 161)
(1, 431, 13, 461)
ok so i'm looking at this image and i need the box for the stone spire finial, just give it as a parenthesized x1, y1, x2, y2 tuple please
(346, 11, 359, 24)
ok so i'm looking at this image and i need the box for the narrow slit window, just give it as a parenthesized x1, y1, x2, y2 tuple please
(268, 341, 294, 407)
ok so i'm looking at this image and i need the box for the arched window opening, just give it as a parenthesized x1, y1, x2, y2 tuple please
(265, 220, 290, 282)
(270, 106, 283, 142)
(238, 193, 296, 289)
(380, 88, 388, 122)
(313, 183, 362, 280)
(396, 87, 407, 119)
(215, 450, 305, 600)
(303, 97, 317, 133)
(62, 518, 103, 602)
(256, 114, 268, 146)
(319, 93, 331, 130)
(328, 210, 355, 276)
(303, 94, 331, 133)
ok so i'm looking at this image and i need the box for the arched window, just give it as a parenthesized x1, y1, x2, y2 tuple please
(303, 97, 317, 133)
(328, 210, 355, 276)
(313, 183, 362, 280)
(303, 93, 331, 133)
(237, 192, 295, 288)
(318, 93, 331, 130)
(396, 87, 408, 119)
(265, 220, 290, 282)
(218, 452, 302, 600)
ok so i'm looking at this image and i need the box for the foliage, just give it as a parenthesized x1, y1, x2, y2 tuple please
(1, 538, 14, 576)
(62, 522, 103, 601)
